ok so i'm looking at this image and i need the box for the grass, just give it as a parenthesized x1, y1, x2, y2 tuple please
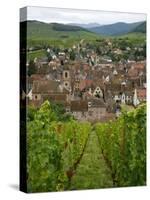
(27, 34, 101, 49)
(70, 131, 113, 190)
(121, 104, 135, 112)
(27, 21, 101, 48)
(27, 49, 47, 61)
(116, 32, 146, 45)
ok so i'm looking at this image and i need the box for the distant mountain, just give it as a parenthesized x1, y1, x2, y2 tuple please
(88, 21, 144, 36)
(68, 23, 101, 29)
(131, 21, 146, 33)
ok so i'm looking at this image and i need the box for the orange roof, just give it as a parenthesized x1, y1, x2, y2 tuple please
(30, 74, 46, 81)
(79, 79, 93, 91)
(71, 100, 88, 112)
(128, 68, 138, 77)
(132, 63, 145, 70)
(137, 89, 146, 98)
(32, 80, 60, 93)
(83, 64, 90, 71)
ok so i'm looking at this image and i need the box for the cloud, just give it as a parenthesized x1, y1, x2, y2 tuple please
(25, 6, 146, 25)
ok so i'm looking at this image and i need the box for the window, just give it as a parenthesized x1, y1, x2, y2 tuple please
(65, 71, 68, 78)
(35, 95, 37, 100)
(88, 102, 92, 107)
(65, 82, 68, 87)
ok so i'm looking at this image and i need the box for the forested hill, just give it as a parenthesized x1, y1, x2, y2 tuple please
(131, 21, 146, 33)
(26, 20, 98, 39)
(88, 21, 145, 36)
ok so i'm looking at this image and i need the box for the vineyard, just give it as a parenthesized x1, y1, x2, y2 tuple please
(95, 103, 146, 187)
(27, 101, 146, 192)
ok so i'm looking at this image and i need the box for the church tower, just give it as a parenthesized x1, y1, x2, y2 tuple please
(62, 67, 71, 91)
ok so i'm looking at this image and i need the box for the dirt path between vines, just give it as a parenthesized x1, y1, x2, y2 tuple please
(70, 131, 113, 190)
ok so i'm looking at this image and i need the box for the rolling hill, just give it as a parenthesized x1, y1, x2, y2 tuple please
(88, 21, 145, 36)
(26, 20, 100, 47)
(131, 21, 146, 33)
(22, 20, 146, 49)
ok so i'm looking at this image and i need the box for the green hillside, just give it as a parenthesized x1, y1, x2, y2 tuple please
(131, 21, 146, 33)
(117, 32, 146, 45)
(27, 20, 100, 48)
(24, 20, 146, 62)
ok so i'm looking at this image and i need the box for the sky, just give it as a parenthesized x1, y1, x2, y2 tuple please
(20, 6, 146, 25)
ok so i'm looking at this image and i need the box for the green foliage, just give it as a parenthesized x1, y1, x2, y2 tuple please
(27, 125, 64, 192)
(70, 50, 76, 61)
(27, 49, 47, 61)
(35, 101, 57, 123)
(27, 101, 63, 192)
(59, 121, 91, 171)
(52, 23, 85, 32)
(27, 101, 91, 192)
(27, 101, 146, 191)
(95, 103, 146, 187)
(132, 21, 146, 33)
(27, 21, 99, 49)
(27, 60, 37, 76)
(50, 102, 73, 122)
(27, 106, 37, 121)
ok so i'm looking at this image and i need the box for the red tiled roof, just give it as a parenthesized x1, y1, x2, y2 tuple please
(90, 99, 106, 108)
(71, 100, 88, 112)
(137, 89, 146, 98)
(132, 63, 145, 70)
(30, 74, 46, 81)
(32, 80, 60, 93)
(79, 79, 93, 91)
(83, 64, 90, 71)
(42, 94, 67, 103)
(128, 68, 138, 77)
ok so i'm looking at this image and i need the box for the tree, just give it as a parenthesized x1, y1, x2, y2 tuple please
(46, 52, 52, 62)
(70, 50, 76, 61)
(28, 60, 37, 76)
(51, 102, 72, 121)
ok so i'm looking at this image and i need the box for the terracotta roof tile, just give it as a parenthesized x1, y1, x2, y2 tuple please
(137, 89, 146, 98)
(32, 80, 60, 93)
(71, 100, 88, 112)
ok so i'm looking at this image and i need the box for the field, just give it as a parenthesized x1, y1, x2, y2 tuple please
(27, 101, 146, 192)
(27, 49, 47, 61)
(27, 32, 146, 62)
